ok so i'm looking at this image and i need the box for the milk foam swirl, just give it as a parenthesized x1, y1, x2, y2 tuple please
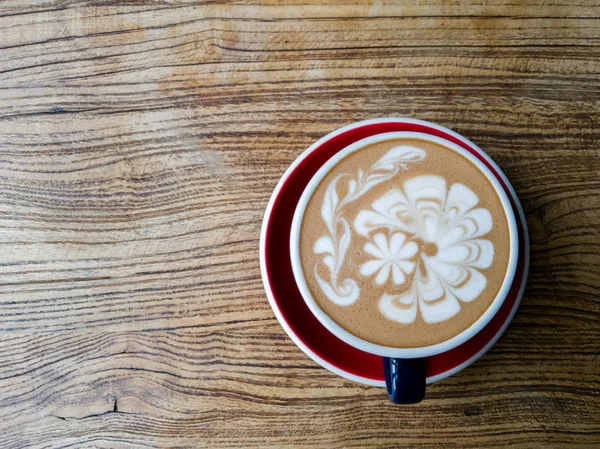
(313, 147, 495, 324)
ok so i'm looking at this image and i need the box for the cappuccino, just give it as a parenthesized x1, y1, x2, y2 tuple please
(298, 137, 510, 348)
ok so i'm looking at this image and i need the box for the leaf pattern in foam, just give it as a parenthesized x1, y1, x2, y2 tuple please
(334, 218, 352, 282)
(350, 146, 426, 201)
(314, 267, 360, 306)
(371, 146, 427, 172)
(321, 175, 340, 235)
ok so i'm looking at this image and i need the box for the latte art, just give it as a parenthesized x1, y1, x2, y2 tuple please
(355, 176, 494, 324)
(299, 137, 510, 348)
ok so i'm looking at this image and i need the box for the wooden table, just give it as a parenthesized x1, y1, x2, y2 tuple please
(1, 1, 599, 447)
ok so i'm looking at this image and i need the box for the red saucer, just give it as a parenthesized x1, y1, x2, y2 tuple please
(260, 118, 529, 385)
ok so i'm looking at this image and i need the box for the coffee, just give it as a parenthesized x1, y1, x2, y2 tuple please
(298, 137, 510, 348)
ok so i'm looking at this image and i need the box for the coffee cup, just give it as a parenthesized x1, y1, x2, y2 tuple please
(289, 128, 519, 404)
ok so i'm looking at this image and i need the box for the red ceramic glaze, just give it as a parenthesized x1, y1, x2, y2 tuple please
(261, 119, 528, 384)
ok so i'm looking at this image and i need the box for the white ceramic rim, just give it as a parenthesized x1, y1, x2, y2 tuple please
(289, 131, 519, 358)
(259, 117, 529, 385)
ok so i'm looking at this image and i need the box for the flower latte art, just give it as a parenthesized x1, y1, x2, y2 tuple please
(299, 137, 511, 348)
(355, 176, 494, 324)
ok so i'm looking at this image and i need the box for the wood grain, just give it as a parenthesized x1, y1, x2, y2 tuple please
(0, 1, 599, 447)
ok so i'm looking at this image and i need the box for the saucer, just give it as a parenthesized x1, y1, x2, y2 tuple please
(259, 118, 529, 386)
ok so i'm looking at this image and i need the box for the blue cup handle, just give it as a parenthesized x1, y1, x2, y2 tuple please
(383, 357, 426, 404)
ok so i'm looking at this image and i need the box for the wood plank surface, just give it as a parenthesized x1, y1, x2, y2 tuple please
(0, 1, 599, 447)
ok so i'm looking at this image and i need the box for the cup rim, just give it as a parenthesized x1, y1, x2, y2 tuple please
(289, 129, 519, 359)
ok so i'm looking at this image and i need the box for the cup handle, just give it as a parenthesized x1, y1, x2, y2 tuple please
(383, 357, 426, 404)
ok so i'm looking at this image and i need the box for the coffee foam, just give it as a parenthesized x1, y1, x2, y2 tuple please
(299, 138, 510, 348)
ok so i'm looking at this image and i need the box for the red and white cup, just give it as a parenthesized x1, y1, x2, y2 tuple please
(260, 118, 529, 403)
